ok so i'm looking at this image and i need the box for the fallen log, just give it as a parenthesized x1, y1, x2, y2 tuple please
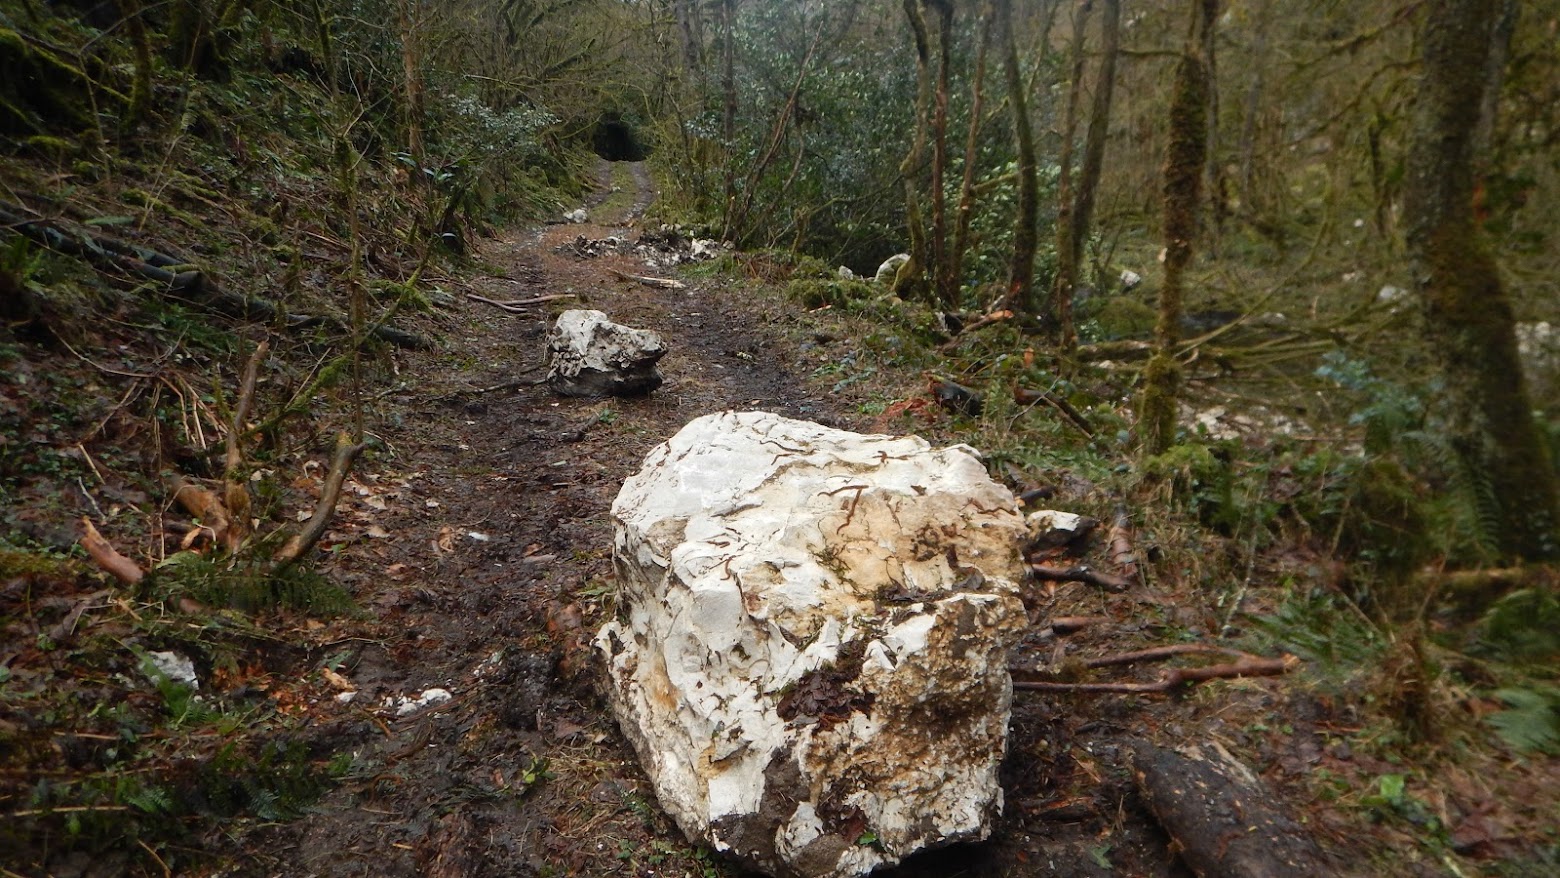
(1131, 739, 1333, 877)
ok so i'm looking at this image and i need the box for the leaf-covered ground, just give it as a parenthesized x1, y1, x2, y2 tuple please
(3, 161, 1557, 878)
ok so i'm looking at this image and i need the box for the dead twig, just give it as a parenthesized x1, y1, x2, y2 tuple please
(1081, 643, 1246, 668)
(223, 340, 269, 549)
(47, 588, 114, 642)
(1029, 563, 1134, 593)
(936, 309, 1014, 352)
(607, 267, 686, 290)
(1013, 383, 1095, 437)
(79, 518, 144, 585)
(274, 434, 366, 566)
(465, 292, 576, 313)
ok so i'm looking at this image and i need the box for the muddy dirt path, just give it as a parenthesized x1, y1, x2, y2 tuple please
(250, 161, 861, 877)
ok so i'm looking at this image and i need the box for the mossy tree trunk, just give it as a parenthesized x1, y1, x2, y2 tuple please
(1139, 1, 1213, 456)
(115, 0, 154, 127)
(1404, 0, 1559, 562)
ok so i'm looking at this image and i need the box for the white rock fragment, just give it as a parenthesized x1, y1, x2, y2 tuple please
(335, 691, 357, 704)
(873, 253, 910, 285)
(142, 650, 198, 689)
(564, 208, 588, 224)
(545, 309, 667, 397)
(1376, 284, 1408, 307)
(388, 688, 453, 716)
(597, 411, 1028, 878)
(1119, 268, 1143, 290)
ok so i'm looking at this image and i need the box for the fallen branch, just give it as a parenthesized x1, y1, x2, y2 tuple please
(1080, 643, 1246, 668)
(1028, 563, 1135, 593)
(1014, 651, 1299, 694)
(1046, 615, 1108, 635)
(274, 434, 365, 566)
(0, 203, 430, 348)
(465, 292, 576, 313)
(936, 309, 1014, 352)
(607, 267, 686, 290)
(1012, 383, 1095, 437)
(79, 518, 144, 585)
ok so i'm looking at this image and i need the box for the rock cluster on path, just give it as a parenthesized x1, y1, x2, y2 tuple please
(545, 309, 666, 397)
(597, 411, 1029, 878)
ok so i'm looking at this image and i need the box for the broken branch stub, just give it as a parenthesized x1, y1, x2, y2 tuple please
(597, 411, 1029, 878)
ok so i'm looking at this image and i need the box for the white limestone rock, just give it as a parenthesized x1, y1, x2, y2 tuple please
(545, 309, 666, 397)
(873, 253, 910, 285)
(596, 411, 1028, 878)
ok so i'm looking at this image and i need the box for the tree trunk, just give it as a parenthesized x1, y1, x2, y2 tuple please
(929, 0, 957, 307)
(1054, 0, 1119, 352)
(116, 0, 153, 127)
(673, 0, 704, 77)
(720, 0, 738, 237)
(1237, 0, 1269, 216)
(998, 0, 1039, 315)
(1140, 2, 1213, 456)
(1050, 0, 1092, 336)
(397, 0, 426, 170)
(897, 0, 934, 300)
(1404, 0, 1559, 562)
(950, 6, 995, 299)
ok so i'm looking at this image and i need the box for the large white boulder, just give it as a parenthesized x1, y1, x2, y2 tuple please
(546, 309, 666, 397)
(596, 411, 1028, 878)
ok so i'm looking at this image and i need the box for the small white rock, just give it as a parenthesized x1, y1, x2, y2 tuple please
(142, 651, 198, 689)
(392, 688, 453, 716)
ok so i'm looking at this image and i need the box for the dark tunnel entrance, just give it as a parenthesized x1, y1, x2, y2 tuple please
(592, 116, 650, 162)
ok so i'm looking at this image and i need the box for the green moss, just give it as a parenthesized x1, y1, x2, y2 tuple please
(784, 277, 876, 310)
(0, 545, 72, 579)
(1138, 352, 1182, 455)
(1092, 298, 1157, 339)
(1338, 456, 1431, 604)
